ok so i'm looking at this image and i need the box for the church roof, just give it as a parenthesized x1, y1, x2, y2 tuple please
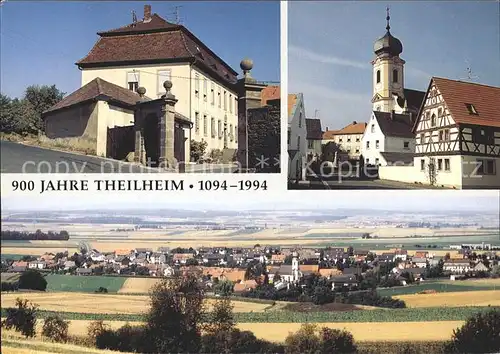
(306, 118, 323, 140)
(403, 89, 426, 113)
(430, 77, 500, 128)
(373, 10, 403, 57)
(373, 111, 414, 138)
(76, 5, 238, 86)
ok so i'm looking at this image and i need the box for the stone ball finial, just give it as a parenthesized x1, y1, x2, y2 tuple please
(137, 86, 146, 96)
(163, 80, 173, 92)
(240, 58, 253, 72)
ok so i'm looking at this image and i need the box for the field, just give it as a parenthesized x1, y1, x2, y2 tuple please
(117, 277, 160, 293)
(1, 273, 20, 283)
(397, 290, 500, 308)
(0, 292, 274, 314)
(45, 275, 126, 293)
(378, 279, 500, 297)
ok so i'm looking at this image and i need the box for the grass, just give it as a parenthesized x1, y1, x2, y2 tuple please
(0, 292, 273, 314)
(396, 290, 500, 308)
(2, 306, 497, 323)
(378, 279, 500, 297)
(45, 275, 126, 293)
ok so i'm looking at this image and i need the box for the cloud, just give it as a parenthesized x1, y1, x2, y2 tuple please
(289, 45, 368, 69)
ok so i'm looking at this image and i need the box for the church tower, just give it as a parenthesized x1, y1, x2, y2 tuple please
(372, 8, 405, 113)
(291, 252, 299, 282)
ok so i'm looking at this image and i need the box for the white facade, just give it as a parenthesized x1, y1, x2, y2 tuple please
(81, 63, 238, 157)
(288, 94, 308, 180)
(323, 133, 364, 159)
(372, 56, 405, 113)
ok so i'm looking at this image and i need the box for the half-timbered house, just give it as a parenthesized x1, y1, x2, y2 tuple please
(413, 77, 500, 188)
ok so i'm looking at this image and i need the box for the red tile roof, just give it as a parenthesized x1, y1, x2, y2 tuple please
(432, 77, 500, 128)
(77, 9, 237, 86)
(261, 85, 280, 106)
(323, 121, 367, 139)
(43, 78, 144, 115)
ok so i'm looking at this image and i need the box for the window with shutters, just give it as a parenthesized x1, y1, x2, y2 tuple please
(211, 117, 216, 138)
(127, 72, 140, 92)
(194, 74, 200, 97)
(218, 120, 222, 139)
(223, 91, 227, 111)
(203, 115, 207, 137)
(157, 70, 171, 95)
(229, 94, 232, 113)
(211, 83, 215, 105)
(203, 79, 207, 101)
(195, 112, 200, 134)
(229, 124, 234, 141)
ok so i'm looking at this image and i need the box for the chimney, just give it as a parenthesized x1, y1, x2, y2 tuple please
(144, 4, 152, 22)
(352, 121, 357, 125)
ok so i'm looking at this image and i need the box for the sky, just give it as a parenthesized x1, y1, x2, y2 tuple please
(0, 1, 280, 99)
(2, 189, 499, 213)
(288, 1, 500, 130)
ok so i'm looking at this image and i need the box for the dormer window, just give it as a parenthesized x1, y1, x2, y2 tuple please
(465, 103, 478, 115)
(127, 72, 139, 92)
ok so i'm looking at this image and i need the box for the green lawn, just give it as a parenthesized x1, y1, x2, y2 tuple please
(378, 281, 500, 297)
(2, 306, 497, 323)
(45, 274, 126, 293)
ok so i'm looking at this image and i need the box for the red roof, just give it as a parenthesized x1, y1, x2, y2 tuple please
(323, 121, 367, 139)
(77, 8, 237, 85)
(432, 77, 500, 128)
(261, 85, 280, 106)
(43, 78, 144, 115)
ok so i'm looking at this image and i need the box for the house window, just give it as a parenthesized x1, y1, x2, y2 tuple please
(288, 129, 291, 145)
(223, 91, 227, 111)
(375, 158, 379, 165)
(195, 74, 200, 97)
(211, 83, 215, 105)
(203, 115, 207, 137)
(347, 137, 351, 142)
(355, 147, 360, 153)
(218, 120, 222, 139)
(375, 140, 380, 149)
(157, 70, 171, 95)
(476, 159, 496, 175)
(431, 114, 436, 127)
(356, 137, 360, 142)
(127, 72, 139, 92)
(403, 141, 409, 149)
(339, 137, 343, 143)
(420, 159, 425, 171)
(218, 88, 221, 107)
(393, 69, 398, 83)
(420, 133, 425, 143)
(465, 103, 478, 115)
(366, 141, 370, 149)
(438, 108, 443, 117)
(299, 112, 302, 128)
(203, 78, 207, 101)
(444, 158, 450, 171)
(297, 136, 301, 149)
(376, 70, 381, 83)
(437, 158, 443, 171)
(371, 124, 375, 133)
(211, 117, 216, 138)
(366, 158, 370, 164)
(229, 94, 232, 113)
(229, 124, 234, 142)
(444, 129, 450, 141)
(195, 112, 200, 134)
(308, 140, 314, 149)
(235, 125, 238, 143)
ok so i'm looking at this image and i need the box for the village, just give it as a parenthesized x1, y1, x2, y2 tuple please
(288, 8, 500, 189)
(4, 242, 499, 294)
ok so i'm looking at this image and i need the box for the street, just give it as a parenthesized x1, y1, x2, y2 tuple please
(0, 141, 238, 174)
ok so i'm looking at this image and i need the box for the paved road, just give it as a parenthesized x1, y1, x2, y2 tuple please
(1, 141, 238, 174)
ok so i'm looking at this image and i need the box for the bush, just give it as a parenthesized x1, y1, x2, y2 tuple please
(201, 328, 284, 354)
(1, 281, 19, 292)
(18, 269, 47, 291)
(95, 287, 108, 293)
(1, 298, 38, 338)
(86, 320, 110, 347)
(312, 285, 335, 305)
(42, 315, 69, 342)
(285, 324, 357, 354)
(319, 327, 357, 353)
(446, 309, 500, 353)
(339, 290, 406, 308)
(191, 139, 208, 162)
(214, 280, 234, 297)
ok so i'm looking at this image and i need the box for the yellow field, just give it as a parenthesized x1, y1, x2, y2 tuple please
(238, 321, 464, 342)
(0, 292, 271, 314)
(3, 320, 462, 343)
(118, 278, 160, 293)
(1, 248, 78, 255)
(396, 290, 500, 308)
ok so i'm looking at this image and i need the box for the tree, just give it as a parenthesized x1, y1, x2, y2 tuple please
(312, 285, 334, 305)
(205, 296, 235, 335)
(18, 269, 47, 291)
(145, 273, 206, 353)
(319, 327, 357, 354)
(1, 298, 38, 338)
(447, 309, 500, 353)
(87, 320, 110, 347)
(285, 323, 321, 354)
(42, 315, 69, 343)
(214, 280, 234, 296)
(24, 84, 65, 131)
